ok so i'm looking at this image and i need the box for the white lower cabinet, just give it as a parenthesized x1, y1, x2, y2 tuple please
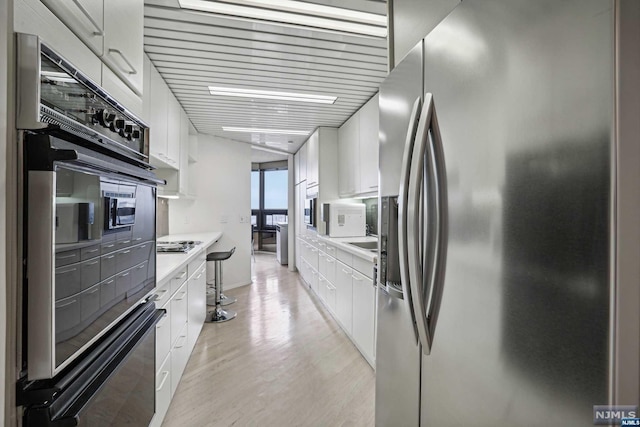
(151, 352, 172, 427)
(187, 263, 207, 351)
(335, 261, 354, 334)
(171, 322, 190, 397)
(299, 235, 375, 367)
(154, 257, 209, 426)
(351, 270, 375, 363)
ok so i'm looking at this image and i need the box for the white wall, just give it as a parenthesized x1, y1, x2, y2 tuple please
(168, 135, 252, 289)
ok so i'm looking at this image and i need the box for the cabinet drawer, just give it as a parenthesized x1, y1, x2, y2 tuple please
(336, 248, 353, 266)
(324, 255, 337, 286)
(188, 254, 205, 279)
(100, 252, 116, 281)
(80, 283, 101, 322)
(154, 282, 172, 308)
(115, 269, 132, 297)
(55, 294, 81, 336)
(170, 268, 188, 294)
(131, 261, 149, 292)
(80, 244, 101, 260)
(155, 310, 171, 368)
(131, 242, 152, 266)
(100, 277, 116, 308)
(352, 256, 375, 280)
(80, 258, 101, 290)
(101, 241, 118, 255)
(116, 247, 134, 272)
(325, 243, 337, 258)
(170, 323, 189, 397)
(155, 352, 172, 426)
(55, 248, 81, 267)
(55, 264, 81, 300)
(170, 282, 188, 346)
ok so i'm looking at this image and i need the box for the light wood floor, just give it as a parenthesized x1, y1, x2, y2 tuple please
(162, 253, 375, 427)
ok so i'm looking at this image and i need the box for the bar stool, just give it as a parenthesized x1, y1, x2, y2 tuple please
(206, 247, 237, 323)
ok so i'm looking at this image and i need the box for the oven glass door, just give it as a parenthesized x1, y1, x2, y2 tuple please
(53, 166, 156, 372)
(76, 322, 155, 426)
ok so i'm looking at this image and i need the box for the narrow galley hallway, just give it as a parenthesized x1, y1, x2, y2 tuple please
(162, 253, 375, 426)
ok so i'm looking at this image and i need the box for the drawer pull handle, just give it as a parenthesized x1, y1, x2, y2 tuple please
(156, 371, 169, 391)
(85, 248, 99, 253)
(326, 259, 335, 264)
(56, 299, 77, 308)
(57, 253, 78, 260)
(352, 275, 363, 281)
(174, 292, 187, 301)
(106, 255, 115, 259)
(174, 272, 187, 280)
(86, 261, 99, 266)
(57, 267, 78, 274)
(195, 273, 203, 280)
(121, 250, 131, 254)
(106, 280, 114, 284)
(137, 264, 146, 270)
(175, 335, 187, 348)
(121, 272, 130, 277)
(69, 0, 103, 35)
(87, 288, 99, 294)
(108, 48, 138, 75)
(341, 268, 351, 274)
(134, 237, 142, 241)
(104, 244, 115, 249)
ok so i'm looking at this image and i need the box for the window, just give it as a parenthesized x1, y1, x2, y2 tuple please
(251, 163, 289, 251)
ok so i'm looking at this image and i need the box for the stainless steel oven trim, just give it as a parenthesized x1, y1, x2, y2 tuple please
(16, 33, 151, 163)
(27, 171, 56, 379)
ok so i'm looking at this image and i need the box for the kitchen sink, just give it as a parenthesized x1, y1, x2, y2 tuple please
(348, 241, 378, 250)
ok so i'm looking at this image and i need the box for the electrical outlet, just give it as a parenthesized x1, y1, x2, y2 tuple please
(239, 215, 250, 224)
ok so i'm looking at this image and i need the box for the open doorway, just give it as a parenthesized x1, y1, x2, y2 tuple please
(250, 149, 288, 255)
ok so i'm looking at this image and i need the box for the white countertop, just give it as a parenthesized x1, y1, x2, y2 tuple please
(156, 231, 222, 286)
(317, 234, 378, 263)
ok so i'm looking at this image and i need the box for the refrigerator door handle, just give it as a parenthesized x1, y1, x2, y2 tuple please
(424, 94, 449, 354)
(397, 96, 422, 342)
(407, 94, 435, 354)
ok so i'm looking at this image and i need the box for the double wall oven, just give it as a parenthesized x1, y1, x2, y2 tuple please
(16, 34, 164, 426)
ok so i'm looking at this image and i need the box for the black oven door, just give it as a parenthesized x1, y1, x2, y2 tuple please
(21, 301, 163, 427)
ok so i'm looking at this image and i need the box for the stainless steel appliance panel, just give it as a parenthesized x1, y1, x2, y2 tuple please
(375, 286, 421, 427)
(376, 39, 425, 426)
(420, 1, 613, 425)
(379, 41, 424, 198)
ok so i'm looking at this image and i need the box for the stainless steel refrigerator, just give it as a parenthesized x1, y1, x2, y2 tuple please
(376, 0, 640, 425)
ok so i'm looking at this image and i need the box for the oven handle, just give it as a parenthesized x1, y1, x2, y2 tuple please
(25, 137, 165, 185)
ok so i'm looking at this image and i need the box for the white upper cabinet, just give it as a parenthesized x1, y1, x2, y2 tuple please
(297, 143, 308, 184)
(338, 94, 379, 197)
(148, 63, 169, 163)
(166, 94, 181, 167)
(102, 0, 144, 95)
(358, 94, 379, 193)
(40, 0, 104, 56)
(338, 113, 360, 197)
(39, 0, 143, 96)
(306, 131, 320, 188)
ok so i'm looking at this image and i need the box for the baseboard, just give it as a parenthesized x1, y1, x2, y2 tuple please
(224, 280, 252, 290)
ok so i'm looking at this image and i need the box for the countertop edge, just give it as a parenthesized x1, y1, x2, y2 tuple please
(315, 234, 378, 263)
(155, 231, 223, 286)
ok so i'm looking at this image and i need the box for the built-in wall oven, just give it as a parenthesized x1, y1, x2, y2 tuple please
(16, 33, 164, 426)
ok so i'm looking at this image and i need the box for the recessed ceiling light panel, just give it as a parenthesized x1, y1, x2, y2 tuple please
(209, 86, 337, 104)
(222, 126, 310, 135)
(178, 0, 387, 38)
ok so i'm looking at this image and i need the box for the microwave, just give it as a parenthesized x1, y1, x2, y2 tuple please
(304, 197, 317, 228)
(104, 191, 136, 230)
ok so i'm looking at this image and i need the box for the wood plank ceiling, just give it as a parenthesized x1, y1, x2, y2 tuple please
(143, 0, 388, 153)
